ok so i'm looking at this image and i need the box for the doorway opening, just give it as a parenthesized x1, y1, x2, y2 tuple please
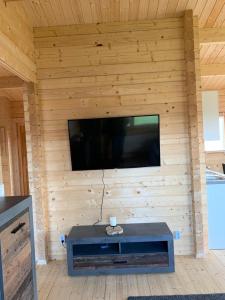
(0, 64, 29, 196)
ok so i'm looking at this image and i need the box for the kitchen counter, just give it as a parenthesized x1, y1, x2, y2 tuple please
(206, 170, 225, 184)
(206, 171, 225, 249)
(0, 196, 37, 300)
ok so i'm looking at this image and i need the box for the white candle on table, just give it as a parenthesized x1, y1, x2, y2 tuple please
(109, 216, 117, 227)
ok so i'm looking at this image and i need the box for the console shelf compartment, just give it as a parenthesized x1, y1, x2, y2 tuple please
(73, 243, 120, 256)
(66, 223, 175, 276)
(120, 241, 168, 254)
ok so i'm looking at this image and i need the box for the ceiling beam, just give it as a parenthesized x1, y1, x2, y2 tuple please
(199, 28, 225, 44)
(201, 64, 225, 77)
(0, 76, 24, 89)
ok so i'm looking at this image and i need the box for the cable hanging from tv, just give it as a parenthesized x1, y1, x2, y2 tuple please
(93, 169, 105, 226)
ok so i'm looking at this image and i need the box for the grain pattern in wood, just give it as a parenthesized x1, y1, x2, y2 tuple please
(34, 16, 199, 260)
(0, 211, 33, 300)
(184, 10, 208, 257)
(0, 0, 36, 82)
(36, 251, 225, 300)
(22, 82, 48, 263)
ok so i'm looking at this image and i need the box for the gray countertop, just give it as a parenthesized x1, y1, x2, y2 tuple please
(0, 196, 32, 227)
(206, 171, 225, 185)
(0, 196, 30, 215)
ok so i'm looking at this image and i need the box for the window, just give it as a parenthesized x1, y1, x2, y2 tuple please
(205, 116, 225, 151)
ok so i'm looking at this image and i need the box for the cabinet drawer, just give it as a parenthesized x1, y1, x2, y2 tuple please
(0, 210, 33, 300)
(0, 211, 30, 263)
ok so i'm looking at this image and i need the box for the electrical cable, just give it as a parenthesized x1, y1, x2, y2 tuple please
(93, 169, 105, 225)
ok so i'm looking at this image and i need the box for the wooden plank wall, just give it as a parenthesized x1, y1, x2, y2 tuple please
(34, 17, 197, 260)
(0, 0, 36, 82)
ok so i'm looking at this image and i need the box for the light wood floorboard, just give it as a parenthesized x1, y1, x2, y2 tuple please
(37, 251, 225, 300)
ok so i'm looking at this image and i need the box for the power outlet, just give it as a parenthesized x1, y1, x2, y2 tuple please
(60, 234, 65, 244)
(173, 231, 181, 240)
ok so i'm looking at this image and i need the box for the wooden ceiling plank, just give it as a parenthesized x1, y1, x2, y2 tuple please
(69, 0, 81, 24)
(129, 0, 140, 21)
(73, 0, 85, 24)
(185, 0, 198, 11)
(50, 0, 67, 26)
(91, 0, 103, 23)
(166, 0, 179, 17)
(176, 0, 189, 13)
(204, 44, 224, 63)
(200, 44, 219, 63)
(205, 0, 225, 27)
(157, 0, 169, 18)
(200, 44, 212, 62)
(40, 0, 58, 26)
(59, 0, 77, 25)
(214, 0, 225, 26)
(79, 0, 93, 23)
(198, 0, 217, 27)
(12, 0, 225, 27)
(193, 0, 207, 17)
(89, 0, 99, 23)
(147, 0, 158, 19)
(21, 2, 38, 27)
(211, 45, 225, 63)
(120, 0, 129, 22)
(28, 0, 49, 27)
(138, 0, 149, 19)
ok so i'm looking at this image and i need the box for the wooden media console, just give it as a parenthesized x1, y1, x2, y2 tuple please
(66, 223, 175, 276)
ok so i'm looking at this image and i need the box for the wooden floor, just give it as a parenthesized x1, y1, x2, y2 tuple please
(37, 251, 225, 300)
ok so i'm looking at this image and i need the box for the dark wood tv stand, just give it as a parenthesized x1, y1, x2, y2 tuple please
(66, 223, 175, 276)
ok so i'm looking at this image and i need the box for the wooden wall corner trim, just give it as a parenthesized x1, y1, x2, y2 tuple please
(22, 82, 48, 262)
(184, 10, 208, 257)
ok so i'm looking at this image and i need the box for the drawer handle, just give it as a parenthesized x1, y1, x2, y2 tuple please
(113, 260, 127, 264)
(11, 222, 26, 234)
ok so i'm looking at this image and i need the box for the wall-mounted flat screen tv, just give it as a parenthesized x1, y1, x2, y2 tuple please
(68, 115, 160, 171)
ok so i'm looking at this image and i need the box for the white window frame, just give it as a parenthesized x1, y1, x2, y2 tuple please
(205, 115, 225, 152)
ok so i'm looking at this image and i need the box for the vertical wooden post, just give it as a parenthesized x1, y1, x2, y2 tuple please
(184, 10, 208, 257)
(0, 139, 3, 187)
(23, 82, 48, 263)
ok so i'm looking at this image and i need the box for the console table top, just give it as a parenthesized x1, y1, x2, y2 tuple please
(67, 222, 173, 243)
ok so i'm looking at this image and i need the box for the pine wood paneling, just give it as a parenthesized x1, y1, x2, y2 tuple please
(0, 0, 36, 82)
(36, 253, 225, 299)
(34, 16, 201, 260)
(20, 0, 225, 28)
(18, 0, 225, 90)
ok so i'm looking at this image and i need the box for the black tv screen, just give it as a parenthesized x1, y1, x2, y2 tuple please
(68, 115, 160, 171)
